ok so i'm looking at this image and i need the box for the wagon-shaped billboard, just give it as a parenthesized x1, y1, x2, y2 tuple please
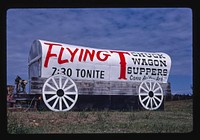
(28, 40, 171, 111)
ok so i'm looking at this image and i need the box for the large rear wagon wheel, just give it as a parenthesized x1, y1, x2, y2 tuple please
(138, 79, 163, 110)
(42, 74, 78, 112)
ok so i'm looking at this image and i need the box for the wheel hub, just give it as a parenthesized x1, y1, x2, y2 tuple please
(57, 89, 64, 97)
(148, 91, 154, 97)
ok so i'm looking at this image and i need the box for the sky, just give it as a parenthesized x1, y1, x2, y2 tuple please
(6, 8, 193, 95)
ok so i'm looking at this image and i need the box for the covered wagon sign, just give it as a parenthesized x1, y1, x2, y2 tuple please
(28, 40, 171, 111)
(29, 40, 171, 82)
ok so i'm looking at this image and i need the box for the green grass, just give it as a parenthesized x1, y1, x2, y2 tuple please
(7, 99, 193, 134)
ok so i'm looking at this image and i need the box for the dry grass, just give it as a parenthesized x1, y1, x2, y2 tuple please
(7, 99, 193, 134)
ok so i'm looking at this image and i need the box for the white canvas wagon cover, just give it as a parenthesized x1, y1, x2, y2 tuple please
(28, 39, 172, 111)
(28, 39, 171, 83)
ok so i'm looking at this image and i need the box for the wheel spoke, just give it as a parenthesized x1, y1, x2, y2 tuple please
(65, 92, 77, 95)
(150, 98, 153, 109)
(154, 92, 163, 96)
(152, 82, 156, 90)
(144, 82, 150, 90)
(139, 92, 148, 95)
(46, 83, 57, 91)
(59, 97, 62, 111)
(153, 87, 160, 93)
(52, 97, 59, 109)
(43, 91, 56, 95)
(64, 84, 75, 92)
(145, 98, 150, 108)
(62, 78, 69, 89)
(140, 86, 149, 93)
(62, 97, 70, 108)
(142, 96, 149, 102)
(64, 94, 75, 103)
(152, 98, 158, 107)
(59, 76, 62, 89)
(149, 81, 152, 91)
(154, 96, 162, 102)
(52, 77, 59, 89)
(46, 94, 57, 102)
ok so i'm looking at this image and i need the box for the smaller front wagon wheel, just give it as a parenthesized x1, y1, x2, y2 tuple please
(42, 74, 78, 112)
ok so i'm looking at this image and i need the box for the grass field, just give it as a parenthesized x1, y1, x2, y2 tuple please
(7, 99, 193, 134)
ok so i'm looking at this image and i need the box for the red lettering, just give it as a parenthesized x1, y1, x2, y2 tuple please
(96, 51, 111, 61)
(67, 48, 79, 62)
(83, 49, 95, 61)
(44, 42, 62, 67)
(110, 51, 130, 80)
(44, 42, 130, 81)
(78, 49, 84, 61)
(58, 47, 69, 64)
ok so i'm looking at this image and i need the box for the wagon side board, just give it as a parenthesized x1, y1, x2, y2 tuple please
(30, 77, 169, 96)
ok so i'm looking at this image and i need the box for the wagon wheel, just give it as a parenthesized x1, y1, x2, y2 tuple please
(42, 74, 78, 112)
(138, 79, 163, 110)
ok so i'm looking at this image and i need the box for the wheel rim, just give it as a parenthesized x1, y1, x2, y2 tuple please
(138, 79, 163, 110)
(42, 75, 78, 112)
